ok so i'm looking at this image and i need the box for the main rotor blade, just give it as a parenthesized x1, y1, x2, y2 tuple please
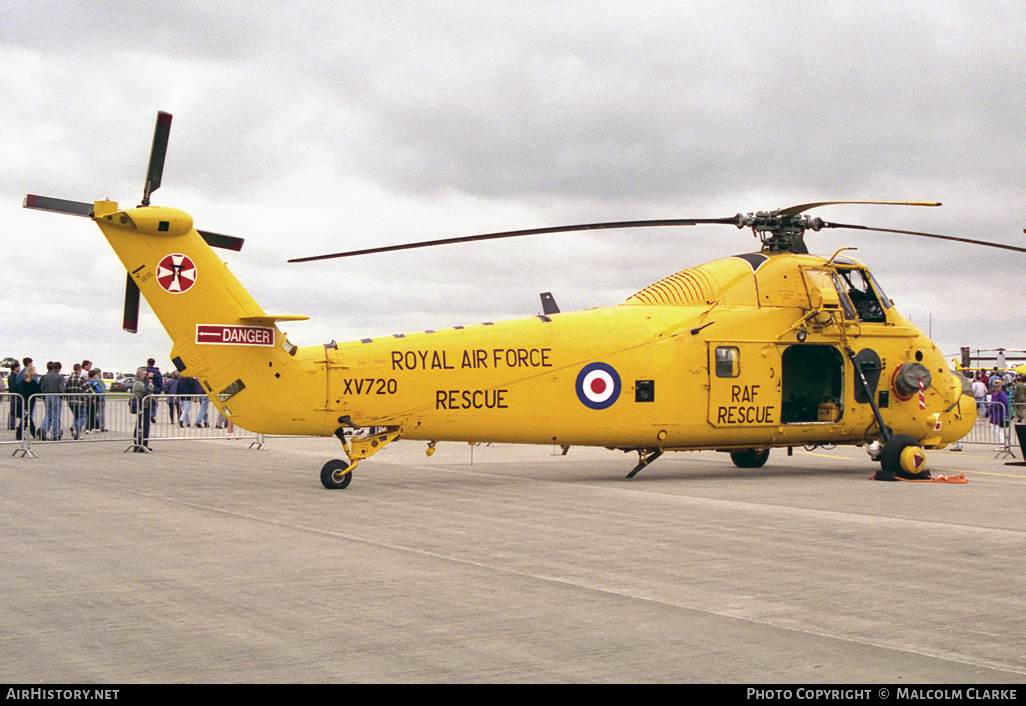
(777, 201, 941, 218)
(142, 111, 172, 206)
(288, 217, 738, 263)
(123, 274, 140, 334)
(823, 221, 1026, 253)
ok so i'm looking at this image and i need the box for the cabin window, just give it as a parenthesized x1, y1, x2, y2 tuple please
(715, 346, 740, 378)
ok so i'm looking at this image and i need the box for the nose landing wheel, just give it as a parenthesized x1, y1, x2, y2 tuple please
(874, 434, 929, 481)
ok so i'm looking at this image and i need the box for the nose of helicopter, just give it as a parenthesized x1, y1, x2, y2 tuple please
(936, 380, 977, 447)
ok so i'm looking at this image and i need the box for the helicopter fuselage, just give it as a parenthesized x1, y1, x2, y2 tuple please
(169, 236, 972, 455)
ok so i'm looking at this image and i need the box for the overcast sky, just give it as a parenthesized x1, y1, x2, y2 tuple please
(2, 0, 1024, 374)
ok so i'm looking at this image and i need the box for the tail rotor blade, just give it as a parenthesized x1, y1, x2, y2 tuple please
(23, 195, 93, 217)
(198, 229, 245, 252)
(142, 111, 172, 206)
(123, 274, 140, 333)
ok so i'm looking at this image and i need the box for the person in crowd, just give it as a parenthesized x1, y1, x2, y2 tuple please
(165, 371, 180, 424)
(65, 363, 92, 440)
(86, 369, 103, 433)
(177, 374, 197, 427)
(40, 361, 65, 441)
(14, 357, 32, 391)
(146, 358, 163, 424)
(990, 379, 1011, 451)
(195, 386, 210, 428)
(0, 371, 8, 434)
(16, 365, 42, 441)
(1014, 374, 1026, 424)
(92, 368, 108, 432)
(6, 361, 21, 430)
(972, 374, 988, 414)
(132, 366, 156, 452)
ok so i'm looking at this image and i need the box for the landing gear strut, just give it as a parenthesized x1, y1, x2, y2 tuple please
(626, 449, 663, 478)
(320, 425, 402, 489)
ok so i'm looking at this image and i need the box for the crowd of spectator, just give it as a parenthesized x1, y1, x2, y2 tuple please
(2, 356, 229, 449)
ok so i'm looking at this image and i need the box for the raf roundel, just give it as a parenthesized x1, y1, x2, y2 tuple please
(575, 362, 621, 410)
(156, 253, 197, 294)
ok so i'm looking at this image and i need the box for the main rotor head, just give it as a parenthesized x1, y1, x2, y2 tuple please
(731, 211, 826, 254)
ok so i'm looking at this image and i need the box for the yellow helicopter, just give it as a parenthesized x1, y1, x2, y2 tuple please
(23, 112, 1024, 488)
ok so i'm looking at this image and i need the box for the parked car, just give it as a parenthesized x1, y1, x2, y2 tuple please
(109, 375, 136, 393)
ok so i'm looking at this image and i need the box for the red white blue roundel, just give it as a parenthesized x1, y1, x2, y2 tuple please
(156, 253, 197, 294)
(576, 362, 621, 410)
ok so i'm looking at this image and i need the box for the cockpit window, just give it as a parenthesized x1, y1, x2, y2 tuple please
(830, 274, 858, 320)
(805, 269, 857, 320)
(836, 268, 887, 322)
(865, 270, 892, 310)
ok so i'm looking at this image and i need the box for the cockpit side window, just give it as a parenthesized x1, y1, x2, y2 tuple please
(865, 270, 892, 310)
(836, 268, 887, 323)
(804, 269, 857, 320)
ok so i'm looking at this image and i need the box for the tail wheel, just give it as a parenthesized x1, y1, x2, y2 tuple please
(875, 434, 929, 481)
(320, 459, 354, 489)
(730, 448, 770, 468)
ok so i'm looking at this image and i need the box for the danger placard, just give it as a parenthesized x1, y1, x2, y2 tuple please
(196, 324, 274, 346)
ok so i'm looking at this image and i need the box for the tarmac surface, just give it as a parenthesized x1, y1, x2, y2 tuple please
(2, 435, 1025, 683)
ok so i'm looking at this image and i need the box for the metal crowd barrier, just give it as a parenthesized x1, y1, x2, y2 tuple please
(6, 392, 263, 456)
(961, 400, 1016, 458)
(0, 392, 31, 455)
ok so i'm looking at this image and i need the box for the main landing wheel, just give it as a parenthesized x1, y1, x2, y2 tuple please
(321, 459, 354, 489)
(875, 434, 928, 481)
(730, 448, 770, 468)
